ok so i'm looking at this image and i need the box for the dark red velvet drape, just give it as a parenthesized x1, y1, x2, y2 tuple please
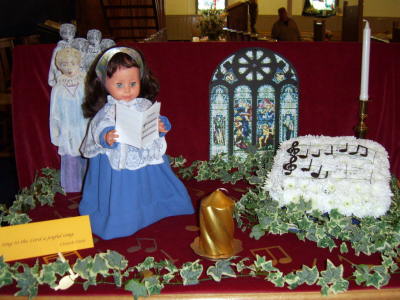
(12, 42, 400, 188)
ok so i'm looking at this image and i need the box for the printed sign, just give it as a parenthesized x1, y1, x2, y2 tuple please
(0, 216, 93, 262)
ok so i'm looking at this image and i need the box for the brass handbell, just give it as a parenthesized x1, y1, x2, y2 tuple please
(190, 189, 242, 259)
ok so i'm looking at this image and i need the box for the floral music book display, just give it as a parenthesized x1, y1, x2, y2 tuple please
(265, 135, 392, 218)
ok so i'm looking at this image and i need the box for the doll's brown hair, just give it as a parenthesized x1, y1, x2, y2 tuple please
(82, 47, 159, 118)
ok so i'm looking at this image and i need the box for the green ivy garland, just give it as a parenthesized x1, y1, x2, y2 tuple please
(0, 168, 64, 226)
(1, 152, 400, 299)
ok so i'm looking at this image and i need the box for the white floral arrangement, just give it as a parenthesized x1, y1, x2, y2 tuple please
(264, 135, 393, 218)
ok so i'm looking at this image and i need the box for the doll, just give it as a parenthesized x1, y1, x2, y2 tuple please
(79, 46, 194, 240)
(83, 29, 102, 71)
(48, 23, 76, 87)
(49, 47, 88, 192)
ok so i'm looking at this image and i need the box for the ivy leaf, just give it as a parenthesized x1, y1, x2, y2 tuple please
(162, 273, 175, 284)
(82, 277, 97, 291)
(353, 264, 370, 285)
(112, 270, 122, 287)
(13, 263, 39, 298)
(317, 236, 336, 251)
(179, 260, 203, 285)
(3, 212, 31, 225)
(297, 265, 319, 285)
(267, 271, 285, 287)
(38, 263, 57, 287)
(162, 259, 178, 274)
(365, 266, 390, 289)
(331, 278, 350, 294)
(381, 255, 399, 273)
(340, 242, 348, 254)
(101, 250, 128, 271)
(92, 254, 109, 276)
(284, 272, 300, 289)
(254, 255, 277, 272)
(234, 258, 250, 273)
(0, 257, 13, 288)
(317, 260, 349, 295)
(135, 257, 155, 272)
(143, 275, 164, 295)
(52, 259, 70, 275)
(250, 224, 266, 240)
(206, 260, 236, 282)
(125, 279, 148, 300)
(73, 256, 93, 280)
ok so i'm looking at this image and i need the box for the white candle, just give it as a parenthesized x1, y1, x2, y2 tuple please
(360, 20, 371, 101)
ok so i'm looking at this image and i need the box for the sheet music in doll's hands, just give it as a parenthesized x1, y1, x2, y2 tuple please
(115, 101, 160, 148)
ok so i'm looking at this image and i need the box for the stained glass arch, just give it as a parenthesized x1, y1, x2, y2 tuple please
(209, 47, 299, 157)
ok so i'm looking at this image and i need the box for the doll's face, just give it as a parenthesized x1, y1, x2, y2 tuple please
(58, 56, 80, 77)
(105, 67, 141, 102)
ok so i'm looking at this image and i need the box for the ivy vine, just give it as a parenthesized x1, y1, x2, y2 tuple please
(1, 153, 400, 299)
(0, 168, 64, 226)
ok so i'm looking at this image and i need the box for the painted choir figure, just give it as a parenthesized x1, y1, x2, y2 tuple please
(49, 47, 88, 192)
(48, 24, 116, 193)
(48, 23, 76, 87)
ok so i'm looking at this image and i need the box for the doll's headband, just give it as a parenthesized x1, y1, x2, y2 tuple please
(95, 47, 144, 83)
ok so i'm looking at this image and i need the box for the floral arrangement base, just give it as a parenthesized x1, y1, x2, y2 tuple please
(265, 135, 392, 218)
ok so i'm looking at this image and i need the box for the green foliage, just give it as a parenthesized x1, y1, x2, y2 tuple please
(3, 158, 400, 298)
(125, 279, 147, 300)
(0, 168, 64, 226)
(179, 260, 203, 285)
(317, 260, 349, 296)
(170, 153, 400, 295)
(198, 8, 225, 40)
(206, 259, 236, 282)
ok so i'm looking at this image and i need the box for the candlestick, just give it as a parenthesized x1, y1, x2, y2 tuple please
(360, 20, 371, 101)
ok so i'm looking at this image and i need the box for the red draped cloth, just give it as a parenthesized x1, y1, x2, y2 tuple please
(7, 41, 400, 298)
(12, 42, 400, 187)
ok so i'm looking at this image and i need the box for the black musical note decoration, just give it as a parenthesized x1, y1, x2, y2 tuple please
(286, 141, 300, 156)
(324, 145, 333, 155)
(311, 149, 321, 157)
(283, 156, 297, 175)
(339, 143, 348, 153)
(298, 149, 309, 159)
(311, 165, 328, 179)
(301, 159, 313, 172)
(349, 144, 368, 157)
(282, 141, 300, 175)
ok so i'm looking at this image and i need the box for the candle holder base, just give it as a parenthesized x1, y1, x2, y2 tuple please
(355, 100, 368, 139)
(190, 236, 243, 261)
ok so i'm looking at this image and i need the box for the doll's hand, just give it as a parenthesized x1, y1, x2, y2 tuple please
(105, 130, 119, 146)
(158, 118, 169, 133)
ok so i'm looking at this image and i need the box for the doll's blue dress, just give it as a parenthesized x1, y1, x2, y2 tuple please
(79, 97, 194, 240)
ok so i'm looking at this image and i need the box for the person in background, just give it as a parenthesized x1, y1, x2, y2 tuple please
(271, 7, 301, 41)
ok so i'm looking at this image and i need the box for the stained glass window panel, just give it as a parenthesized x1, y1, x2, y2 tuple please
(210, 85, 229, 156)
(233, 85, 252, 154)
(257, 85, 275, 151)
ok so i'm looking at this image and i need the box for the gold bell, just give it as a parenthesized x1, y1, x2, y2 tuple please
(190, 189, 242, 259)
